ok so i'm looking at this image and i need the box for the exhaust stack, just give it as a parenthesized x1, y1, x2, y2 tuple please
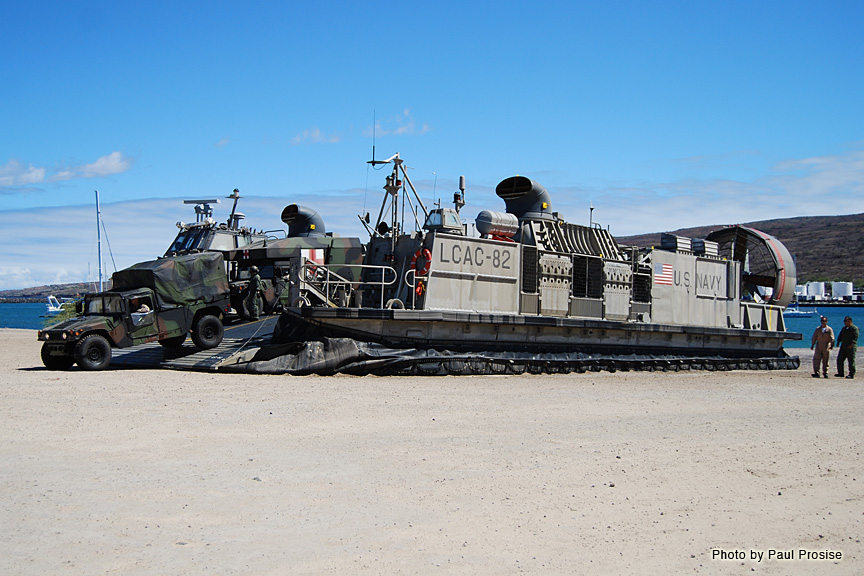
(495, 176, 555, 222)
(281, 204, 326, 237)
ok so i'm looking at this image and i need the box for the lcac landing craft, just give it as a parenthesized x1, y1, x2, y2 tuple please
(264, 154, 801, 375)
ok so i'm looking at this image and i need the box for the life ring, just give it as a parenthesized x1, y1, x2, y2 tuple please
(411, 248, 432, 276)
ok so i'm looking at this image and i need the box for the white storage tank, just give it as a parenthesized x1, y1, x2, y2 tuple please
(807, 282, 825, 298)
(832, 282, 853, 298)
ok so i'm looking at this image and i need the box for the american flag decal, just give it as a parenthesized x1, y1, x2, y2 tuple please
(654, 263, 674, 285)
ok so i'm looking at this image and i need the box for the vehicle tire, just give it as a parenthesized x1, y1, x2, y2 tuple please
(159, 334, 187, 348)
(74, 334, 112, 371)
(192, 315, 223, 349)
(41, 343, 75, 370)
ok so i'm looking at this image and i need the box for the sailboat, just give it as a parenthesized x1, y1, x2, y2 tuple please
(783, 302, 817, 317)
(45, 295, 66, 314)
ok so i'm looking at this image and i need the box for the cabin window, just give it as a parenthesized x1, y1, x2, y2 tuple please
(85, 294, 123, 314)
(424, 212, 442, 228)
(167, 232, 189, 253)
(209, 232, 235, 251)
(136, 296, 154, 310)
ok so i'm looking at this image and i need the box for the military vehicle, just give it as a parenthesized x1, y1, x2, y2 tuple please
(39, 252, 231, 370)
(245, 153, 802, 375)
(164, 189, 365, 320)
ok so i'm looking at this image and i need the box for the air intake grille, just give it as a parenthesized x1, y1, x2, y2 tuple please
(522, 246, 538, 293)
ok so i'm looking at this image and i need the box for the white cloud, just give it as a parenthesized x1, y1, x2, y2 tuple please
(365, 110, 431, 137)
(1, 152, 134, 190)
(80, 151, 133, 178)
(0, 267, 36, 289)
(771, 150, 864, 198)
(291, 128, 341, 145)
(0, 199, 180, 290)
(0, 159, 46, 187)
(52, 151, 134, 181)
(215, 137, 230, 148)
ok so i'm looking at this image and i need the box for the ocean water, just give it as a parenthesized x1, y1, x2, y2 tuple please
(782, 306, 864, 348)
(0, 302, 58, 330)
(2, 301, 861, 347)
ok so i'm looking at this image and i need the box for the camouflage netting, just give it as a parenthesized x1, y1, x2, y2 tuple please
(222, 338, 801, 376)
(112, 252, 229, 308)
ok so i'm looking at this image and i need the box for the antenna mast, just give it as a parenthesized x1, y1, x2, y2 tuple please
(95, 190, 103, 292)
(227, 188, 241, 229)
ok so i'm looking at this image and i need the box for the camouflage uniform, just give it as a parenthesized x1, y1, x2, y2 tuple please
(835, 320, 858, 378)
(811, 322, 834, 377)
(246, 271, 264, 320)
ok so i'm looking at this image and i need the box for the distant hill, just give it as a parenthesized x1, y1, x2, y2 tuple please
(0, 282, 92, 302)
(618, 213, 864, 288)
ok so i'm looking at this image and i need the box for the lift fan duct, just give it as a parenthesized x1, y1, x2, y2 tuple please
(705, 226, 796, 308)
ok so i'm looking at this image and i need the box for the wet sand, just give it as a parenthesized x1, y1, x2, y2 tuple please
(2, 328, 862, 575)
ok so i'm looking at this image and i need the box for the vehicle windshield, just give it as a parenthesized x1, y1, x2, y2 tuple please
(166, 228, 210, 254)
(84, 294, 124, 315)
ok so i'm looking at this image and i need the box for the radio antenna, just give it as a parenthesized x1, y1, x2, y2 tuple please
(368, 110, 390, 167)
(371, 110, 377, 165)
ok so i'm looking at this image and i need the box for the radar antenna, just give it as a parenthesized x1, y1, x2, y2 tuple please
(183, 198, 220, 223)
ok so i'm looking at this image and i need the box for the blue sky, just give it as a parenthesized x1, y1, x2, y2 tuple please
(2, 1, 863, 290)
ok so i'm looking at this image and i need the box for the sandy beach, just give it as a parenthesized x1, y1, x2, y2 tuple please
(2, 328, 861, 575)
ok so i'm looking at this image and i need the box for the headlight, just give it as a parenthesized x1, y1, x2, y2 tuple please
(62, 333, 67, 340)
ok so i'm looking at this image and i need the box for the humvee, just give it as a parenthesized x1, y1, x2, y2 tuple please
(38, 252, 231, 370)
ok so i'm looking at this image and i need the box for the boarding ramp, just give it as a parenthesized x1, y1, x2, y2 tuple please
(110, 316, 277, 371)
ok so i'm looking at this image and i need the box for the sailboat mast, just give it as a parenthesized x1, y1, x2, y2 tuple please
(95, 190, 103, 292)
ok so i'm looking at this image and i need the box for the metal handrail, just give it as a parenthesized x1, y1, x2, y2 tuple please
(300, 261, 397, 308)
